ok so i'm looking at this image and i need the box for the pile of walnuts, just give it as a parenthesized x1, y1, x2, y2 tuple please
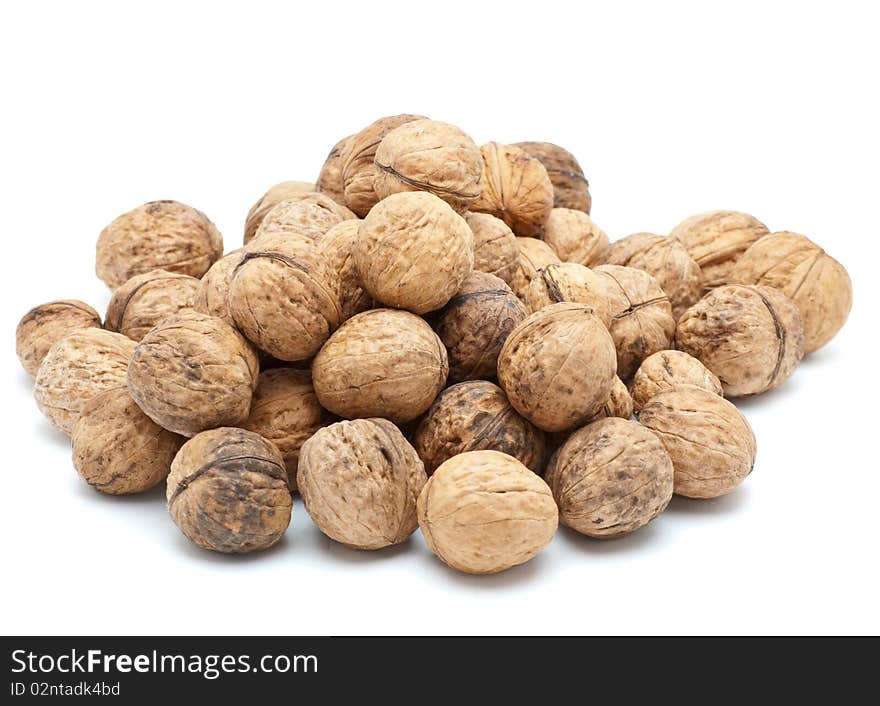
(16, 114, 852, 575)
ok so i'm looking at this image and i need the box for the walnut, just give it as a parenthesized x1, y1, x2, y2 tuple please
(72, 386, 183, 495)
(594, 376, 634, 420)
(510, 236, 561, 300)
(514, 141, 591, 213)
(16, 300, 102, 377)
(545, 418, 673, 537)
(675, 284, 804, 396)
(434, 272, 527, 384)
(229, 233, 341, 361)
(312, 308, 448, 423)
(193, 249, 241, 325)
(497, 302, 617, 432)
(524, 262, 611, 326)
(671, 210, 769, 290)
(603, 232, 702, 319)
(96, 200, 223, 289)
(413, 381, 546, 475)
(248, 196, 350, 245)
(243, 181, 316, 243)
(167, 427, 291, 553)
(341, 114, 426, 217)
(729, 231, 852, 353)
(240, 368, 330, 493)
(34, 328, 135, 435)
(374, 119, 483, 213)
(594, 265, 675, 379)
(316, 220, 372, 322)
(105, 270, 200, 341)
(631, 350, 722, 411)
(638, 386, 756, 499)
(354, 192, 473, 314)
(297, 419, 426, 550)
(417, 450, 558, 574)
(470, 142, 554, 237)
(540, 208, 609, 266)
(127, 312, 259, 436)
(464, 212, 519, 286)
(316, 135, 353, 205)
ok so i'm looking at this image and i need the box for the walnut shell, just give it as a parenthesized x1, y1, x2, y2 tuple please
(595, 376, 634, 420)
(675, 284, 804, 396)
(631, 350, 722, 411)
(248, 196, 349, 245)
(594, 265, 675, 379)
(312, 308, 448, 424)
(525, 262, 611, 326)
(670, 210, 769, 290)
(193, 249, 241, 325)
(240, 368, 330, 493)
(513, 141, 591, 213)
(16, 300, 102, 377)
(603, 233, 702, 320)
(729, 231, 852, 353)
(127, 312, 259, 436)
(34, 328, 136, 435)
(638, 386, 756, 499)
(341, 114, 426, 217)
(470, 142, 554, 237)
(96, 200, 223, 289)
(243, 181, 317, 243)
(510, 237, 561, 300)
(413, 381, 546, 475)
(374, 119, 483, 213)
(105, 270, 200, 341)
(540, 208, 609, 267)
(298, 419, 427, 550)
(497, 302, 617, 432)
(167, 427, 291, 553)
(316, 135, 353, 206)
(545, 417, 673, 537)
(464, 212, 519, 285)
(229, 233, 341, 361)
(354, 192, 473, 314)
(316, 220, 372, 322)
(72, 386, 183, 495)
(417, 450, 558, 575)
(434, 272, 527, 384)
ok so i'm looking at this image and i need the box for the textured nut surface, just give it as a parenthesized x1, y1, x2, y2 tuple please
(514, 141, 591, 213)
(316, 220, 372, 322)
(497, 302, 617, 432)
(675, 284, 804, 396)
(34, 328, 135, 435)
(471, 142, 554, 237)
(243, 181, 316, 243)
(167, 428, 291, 553)
(249, 197, 348, 245)
(312, 309, 448, 423)
(631, 350, 722, 411)
(594, 376, 634, 420)
(354, 192, 473, 314)
(341, 114, 426, 217)
(638, 386, 756, 499)
(417, 450, 558, 575)
(603, 232, 702, 319)
(105, 270, 200, 341)
(541, 208, 609, 267)
(240, 368, 329, 492)
(510, 236, 561, 300)
(230, 233, 341, 361)
(671, 210, 768, 290)
(96, 200, 223, 289)
(434, 272, 527, 384)
(316, 135, 353, 206)
(465, 212, 519, 285)
(127, 312, 258, 436)
(297, 419, 426, 550)
(595, 265, 675, 379)
(16, 300, 102, 377)
(525, 262, 611, 326)
(413, 381, 546, 475)
(729, 231, 852, 353)
(72, 386, 183, 494)
(545, 418, 673, 537)
(194, 250, 241, 325)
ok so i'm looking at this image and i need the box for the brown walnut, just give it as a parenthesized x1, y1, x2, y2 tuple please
(525, 262, 611, 326)
(316, 220, 372, 322)
(540, 208, 609, 267)
(16, 300, 102, 377)
(243, 181, 316, 243)
(631, 350, 722, 411)
(514, 141, 591, 213)
(248, 196, 350, 245)
(465, 212, 519, 286)
(105, 270, 200, 341)
(316, 135, 353, 206)
(193, 249, 241, 325)
(510, 236, 561, 300)
(594, 376, 634, 420)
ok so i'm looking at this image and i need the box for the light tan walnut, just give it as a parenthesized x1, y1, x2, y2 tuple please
(630, 350, 722, 411)
(513, 141, 591, 213)
(105, 270, 199, 341)
(465, 212, 519, 286)
(243, 181, 316, 243)
(16, 300, 102, 377)
(525, 262, 611, 326)
(510, 237, 561, 300)
(316, 135, 353, 206)
(248, 196, 350, 245)
(540, 208, 609, 266)
(193, 250, 242, 325)
(316, 220, 372, 322)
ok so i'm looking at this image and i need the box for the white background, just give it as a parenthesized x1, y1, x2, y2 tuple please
(1, 1, 878, 636)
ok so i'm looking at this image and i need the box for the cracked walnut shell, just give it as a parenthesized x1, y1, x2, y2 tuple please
(317, 220, 373, 322)
(417, 450, 558, 575)
(631, 350, 722, 411)
(105, 270, 199, 341)
(540, 208, 609, 267)
(510, 236, 561, 300)
(316, 135, 353, 206)
(243, 181, 316, 243)
(465, 212, 519, 286)
(514, 141, 591, 213)
(16, 300, 102, 377)
(525, 262, 611, 326)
